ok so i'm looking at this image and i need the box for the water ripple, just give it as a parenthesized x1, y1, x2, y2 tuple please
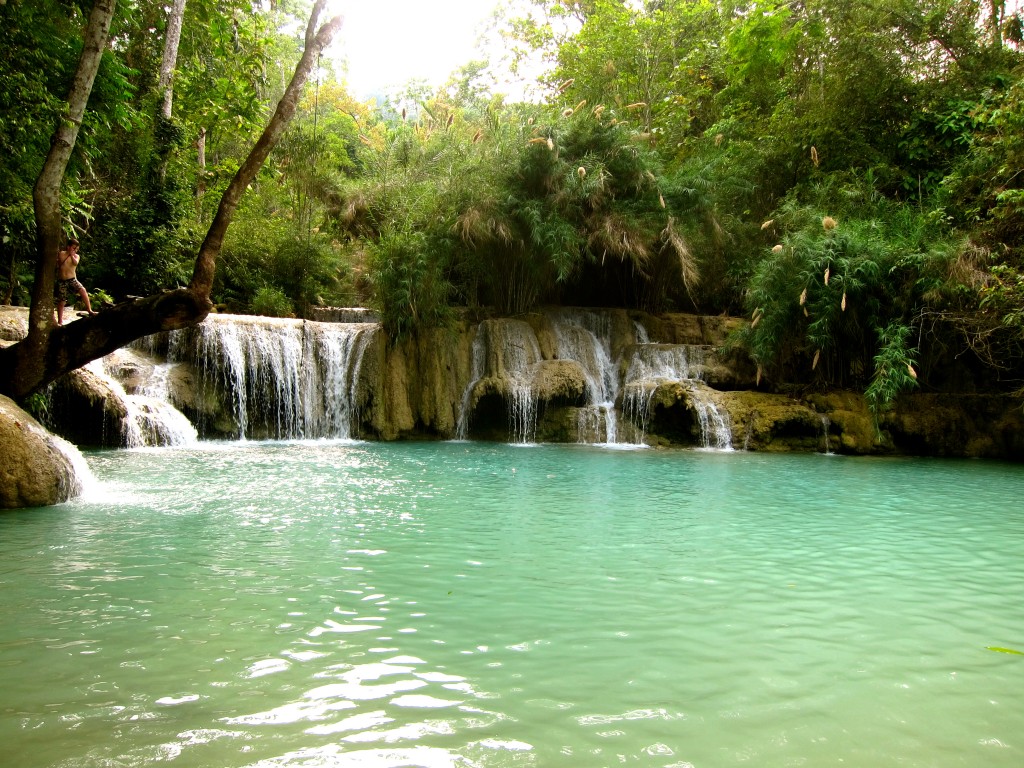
(2, 445, 1024, 767)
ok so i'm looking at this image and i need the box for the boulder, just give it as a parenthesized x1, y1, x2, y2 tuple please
(719, 390, 830, 452)
(0, 394, 83, 508)
(533, 359, 588, 405)
(47, 364, 129, 448)
(0, 305, 28, 343)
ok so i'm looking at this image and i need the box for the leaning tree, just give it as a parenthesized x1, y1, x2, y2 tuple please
(0, 0, 342, 400)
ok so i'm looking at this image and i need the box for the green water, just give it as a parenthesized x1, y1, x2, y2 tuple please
(2, 442, 1024, 767)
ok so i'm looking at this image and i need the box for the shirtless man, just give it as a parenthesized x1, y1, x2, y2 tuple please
(54, 239, 97, 326)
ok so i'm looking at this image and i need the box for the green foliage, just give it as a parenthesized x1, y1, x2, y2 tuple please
(942, 70, 1024, 253)
(337, 100, 609, 328)
(21, 390, 52, 425)
(551, 0, 726, 147)
(722, 0, 798, 115)
(742, 174, 956, 394)
(250, 286, 294, 317)
(89, 287, 115, 308)
(0, 1, 72, 188)
(0, 0, 139, 294)
(217, 191, 347, 316)
(473, 106, 695, 313)
(369, 226, 453, 338)
(865, 322, 919, 419)
(973, 265, 1024, 381)
(86, 162, 199, 297)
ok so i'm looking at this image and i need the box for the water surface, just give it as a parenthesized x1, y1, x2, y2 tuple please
(2, 443, 1023, 767)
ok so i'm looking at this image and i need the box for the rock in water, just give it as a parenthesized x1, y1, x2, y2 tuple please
(0, 395, 83, 508)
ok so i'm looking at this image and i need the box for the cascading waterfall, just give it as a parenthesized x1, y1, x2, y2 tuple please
(114, 309, 735, 449)
(133, 361, 199, 447)
(690, 387, 733, 451)
(87, 355, 198, 448)
(621, 344, 698, 443)
(300, 322, 375, 439)
(481, 319, 541, 444)
(621, 342, 733, 450)
(503, 324, 542, 445)
(190, 317, 303, 439)
(509, 380, 538, 444)
(550, 309, 626, 445)
(167, 315, 376, 441)
(53, 432, 94, 499)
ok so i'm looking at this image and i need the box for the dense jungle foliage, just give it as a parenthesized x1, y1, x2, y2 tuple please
(3, 0, 1024, 412)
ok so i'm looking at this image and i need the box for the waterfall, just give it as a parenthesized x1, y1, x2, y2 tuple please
(820, 414, 833, 455)
(117, 309, 737, 449)
(45, 425, 95, 500)
(169, 315, 376, 441)
(87, 354, 198, 448)
(481, 319, 542, 444)
(689, 384, 733, 451)
(301, 322, 375, 439)
(624, 343, 698, 383)
(549, 309, 626, 445)
(621, 343, 733, 450)
(455, 324, 487, 441)
(621, 344, 697, 445)
(508, 380, 538, 444)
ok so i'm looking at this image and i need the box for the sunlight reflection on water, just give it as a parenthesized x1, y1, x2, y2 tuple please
(1, 443, 1023, 767)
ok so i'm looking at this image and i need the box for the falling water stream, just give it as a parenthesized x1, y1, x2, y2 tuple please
(180, 316, 377, 441)
(113, 312, 732, 450)
(550, 310, 623, 445)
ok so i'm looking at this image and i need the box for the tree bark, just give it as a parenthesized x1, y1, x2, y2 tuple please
(190, 0, 341, 295)
(13, 0, 116, 399)
(988, 0, 1005, 50)
(0, 0, 343, 401)
(158, 0, 187, 119)
(195, 126, 207, 209)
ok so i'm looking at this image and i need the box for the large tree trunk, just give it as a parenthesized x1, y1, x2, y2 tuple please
(0, 0, 343, 401)
(988, 0, 1005, 50)
(195, 126, 207, 210)
(12, 0, 117, 400)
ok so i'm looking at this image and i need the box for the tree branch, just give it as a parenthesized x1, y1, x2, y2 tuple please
(190, 5, 343, 296)
(0, 2, 344, 400)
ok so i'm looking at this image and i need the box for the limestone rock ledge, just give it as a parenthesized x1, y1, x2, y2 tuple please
(4, 305, 1023, 460)
(0, 394, 83, 508)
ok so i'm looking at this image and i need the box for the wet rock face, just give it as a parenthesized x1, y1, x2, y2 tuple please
(12, 302, 1021, 459)
(879, 393, 1024, 460)
(0, 395, 81, 508)
(47, 364, 130, 448)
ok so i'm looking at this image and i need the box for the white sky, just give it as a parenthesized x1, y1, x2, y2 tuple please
(324, 0, 1024, 100)
(327, 0, 506, 98)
